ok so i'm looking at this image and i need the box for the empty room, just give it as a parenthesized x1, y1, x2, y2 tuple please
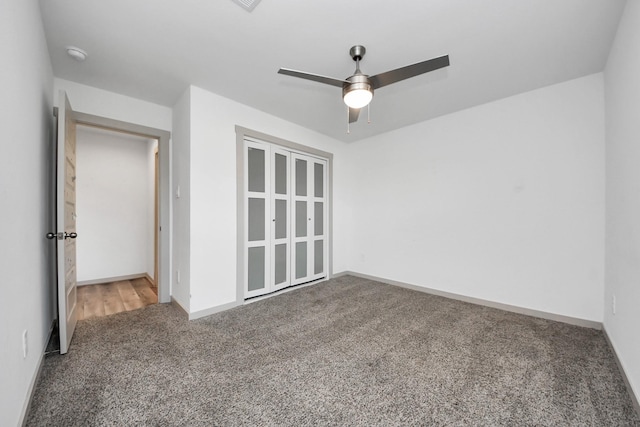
(2, 0, 640, 425)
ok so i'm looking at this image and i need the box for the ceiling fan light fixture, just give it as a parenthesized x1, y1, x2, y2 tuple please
(343, 76, 373, 109)
(343, 88, 373, 109)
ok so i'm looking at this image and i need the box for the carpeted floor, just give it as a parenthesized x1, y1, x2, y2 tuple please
(26, 275, 640, 426)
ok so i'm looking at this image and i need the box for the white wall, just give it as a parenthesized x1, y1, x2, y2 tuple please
(345, 74, 605, 322)
(54, 78, 172, 131)
(604, 0, 640, 405)
(171, 88, 191, 311)
(76, 126, 156, 282)
(0, 1, 54, 425)
(180, 86, 347, 314)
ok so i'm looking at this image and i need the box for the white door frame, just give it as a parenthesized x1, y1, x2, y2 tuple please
(72, 111, 172, 303)
(236, 126, 334, 303)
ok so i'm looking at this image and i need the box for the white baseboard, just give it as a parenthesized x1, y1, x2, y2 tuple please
(334, 271, 602, 330)
(602, 326, 640, 418)
(144, 273, 156, 287)
(170, 296, 240, 320)
(188, 301, 241, 320)
(171, 297, 189, 318)
(20, 320, 55, 427)
(77, 273, 149, 286)
(178, 278, 327, 321)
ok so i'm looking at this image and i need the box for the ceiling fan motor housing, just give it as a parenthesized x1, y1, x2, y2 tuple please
(342, 74, 373, 101)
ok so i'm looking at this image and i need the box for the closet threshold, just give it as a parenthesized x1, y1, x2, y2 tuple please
(244, 277, 327, 303)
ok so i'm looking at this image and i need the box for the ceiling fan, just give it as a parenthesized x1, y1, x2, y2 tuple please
(278, 45, 450, 124)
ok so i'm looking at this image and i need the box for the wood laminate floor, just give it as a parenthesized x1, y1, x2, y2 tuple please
(77, 277, 158, 320)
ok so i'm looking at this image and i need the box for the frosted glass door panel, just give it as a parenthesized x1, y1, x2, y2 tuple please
(295, 242, 307, 279)
(314, 163, 324, 197)
(295, 201, 307, 237)
(248, 148, 265, 193)
(314, 240, 323, 274)
(248, 198, 265, 241)
(274, 244, 287, 285)
(295, 159, 307, 196)
(314, 202, 323, 236)
(248, 247, 265, 291)
(275, 199, 287, 239)
(275, 153, 287, 195)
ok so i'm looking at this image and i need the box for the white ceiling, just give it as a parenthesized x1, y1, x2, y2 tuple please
(39, 0, 626, 142)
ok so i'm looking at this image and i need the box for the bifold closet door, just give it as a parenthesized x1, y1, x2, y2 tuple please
(291, 153, 327, 285)
(245, 141, 271, 298)
(271, 147, 291, 292)
(245, 139, 327, 298)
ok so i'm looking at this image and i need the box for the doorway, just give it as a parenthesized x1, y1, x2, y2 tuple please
(52, 92, 171, 354)
(74, 125, 159, 319)
(71, 111, 171, 305)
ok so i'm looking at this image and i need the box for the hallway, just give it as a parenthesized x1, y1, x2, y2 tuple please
(77, 277, 157, 320)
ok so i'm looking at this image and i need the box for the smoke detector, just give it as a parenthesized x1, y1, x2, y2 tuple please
(66, 46, 88, 62)
(231, 0, 261, 12)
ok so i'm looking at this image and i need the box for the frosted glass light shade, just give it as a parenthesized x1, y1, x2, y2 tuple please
(343, 89, 373, 109)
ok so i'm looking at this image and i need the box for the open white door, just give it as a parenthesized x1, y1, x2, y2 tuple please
(56, 90, 78, 354)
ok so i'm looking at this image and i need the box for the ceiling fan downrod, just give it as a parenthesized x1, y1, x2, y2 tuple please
(350, 45, 366, 74)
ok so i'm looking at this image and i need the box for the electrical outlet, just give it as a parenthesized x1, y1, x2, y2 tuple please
(22, 330, 28, 359)
(612, 294, 616, 315)
(177, 269, 181, 284)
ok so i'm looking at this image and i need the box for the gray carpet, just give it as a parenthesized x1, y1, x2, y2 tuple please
(27, 275, 640, 426)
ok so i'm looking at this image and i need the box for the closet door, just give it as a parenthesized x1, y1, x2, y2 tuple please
(271, 148, 291, 291)
(310, 157, 327, 281)
(245, 141, 271, 298)
(244, 138, 328, 299)
(291, 153, 327, 285)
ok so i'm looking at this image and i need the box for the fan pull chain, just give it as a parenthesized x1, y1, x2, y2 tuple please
(368, 104, 371, 124)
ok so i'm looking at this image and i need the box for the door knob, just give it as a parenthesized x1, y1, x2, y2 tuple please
(46, 232, 77, 240)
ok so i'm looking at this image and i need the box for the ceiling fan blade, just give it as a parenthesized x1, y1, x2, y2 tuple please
(369, 55, 450, 89)
(278, 68, 348, 88)
(348, 107, 360, 123)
